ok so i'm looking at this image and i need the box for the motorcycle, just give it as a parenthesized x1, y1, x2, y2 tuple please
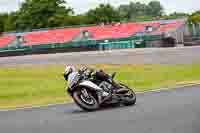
(64, 68, 136, 111)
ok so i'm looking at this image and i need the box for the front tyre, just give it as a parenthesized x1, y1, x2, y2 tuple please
(72, 88, 99, 111)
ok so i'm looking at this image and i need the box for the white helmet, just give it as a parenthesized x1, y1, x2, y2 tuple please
(64, 66, 76, 76)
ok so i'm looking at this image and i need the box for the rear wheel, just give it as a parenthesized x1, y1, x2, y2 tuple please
(119, 83, 136, 106)
(72, 88, 99, 111)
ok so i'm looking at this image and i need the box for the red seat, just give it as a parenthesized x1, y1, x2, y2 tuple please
(23, 28, 81, 46)
(84, 23, 144, 40)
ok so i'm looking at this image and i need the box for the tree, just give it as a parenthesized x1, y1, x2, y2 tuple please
(86, 4, 121, 24)
(15, 0, 73, 30)
(162, 12, 188, 20)
(4, 12, 18, 32)
(119, 2, 147, 21)
(118, 1, 164, 22)
(131, 2, 147, 16)
(63, 15, 92, 26)
(118, 4, 131, 21)
(0, 13, 5, 33)
(188, 10, 200, 24)
(147, 1, 163, 17)
(0, 12, 17, 32)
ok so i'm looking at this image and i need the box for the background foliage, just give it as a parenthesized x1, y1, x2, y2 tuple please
(0, 0, 198, 33)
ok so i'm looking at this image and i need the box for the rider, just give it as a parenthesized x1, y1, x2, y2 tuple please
(63, 65, 76, 81)
(63, 65, 123, 96)
(64, 66, 120, 86)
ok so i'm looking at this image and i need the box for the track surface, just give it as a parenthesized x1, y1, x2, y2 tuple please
(0, 46, 200, 66)
(1, 85, 200, 133)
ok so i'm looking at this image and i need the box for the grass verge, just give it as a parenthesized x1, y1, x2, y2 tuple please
(1, 64, 200, 109)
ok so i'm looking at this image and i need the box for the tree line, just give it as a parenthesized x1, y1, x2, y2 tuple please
(0, 0, 198, 33)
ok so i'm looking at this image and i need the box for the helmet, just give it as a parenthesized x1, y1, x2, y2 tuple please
(64, 66, 76, 80)
(64, 66, 75, 75)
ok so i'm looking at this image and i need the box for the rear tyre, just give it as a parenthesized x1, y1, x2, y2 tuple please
(119, 83, 136, 106)
(72, 88, 99, 111)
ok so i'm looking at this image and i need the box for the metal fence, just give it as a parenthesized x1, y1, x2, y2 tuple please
(0, 34, 163, 56)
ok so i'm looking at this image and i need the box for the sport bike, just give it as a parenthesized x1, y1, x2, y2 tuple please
(64, 68, 136, 111)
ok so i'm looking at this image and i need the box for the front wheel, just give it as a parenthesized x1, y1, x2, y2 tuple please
(72, 88, 99, 111)
(120, 84, 136, 106)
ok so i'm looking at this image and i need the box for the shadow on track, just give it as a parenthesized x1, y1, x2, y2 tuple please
(66, 104, 137, 115)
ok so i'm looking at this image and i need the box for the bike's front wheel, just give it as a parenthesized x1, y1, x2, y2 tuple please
(72, 88, 99, 111)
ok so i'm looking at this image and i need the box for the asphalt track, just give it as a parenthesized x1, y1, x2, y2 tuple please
(0, 46, 200, 66)
(1, 85, 200, 133)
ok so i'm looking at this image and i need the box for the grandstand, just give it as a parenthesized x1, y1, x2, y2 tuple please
(0, 35, 16, 48)
(0, 19, 195, 56)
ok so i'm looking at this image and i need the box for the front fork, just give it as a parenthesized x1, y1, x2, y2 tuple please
(81, 88, 106, 104)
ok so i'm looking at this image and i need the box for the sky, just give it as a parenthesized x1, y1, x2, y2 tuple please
(0, 0, 199, 14)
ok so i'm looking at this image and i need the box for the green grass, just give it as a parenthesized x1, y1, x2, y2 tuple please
(1, 64, 200, 109)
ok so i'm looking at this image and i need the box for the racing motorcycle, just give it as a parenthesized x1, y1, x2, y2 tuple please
(64, 68, 136, 111)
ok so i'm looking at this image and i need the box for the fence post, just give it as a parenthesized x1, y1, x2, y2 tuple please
(198, 23, 200, 37)
(192, 23, 197, 37)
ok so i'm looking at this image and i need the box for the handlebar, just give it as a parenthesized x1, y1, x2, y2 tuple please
(79, 67, 94, 74)
(78, 67, 94, 80)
